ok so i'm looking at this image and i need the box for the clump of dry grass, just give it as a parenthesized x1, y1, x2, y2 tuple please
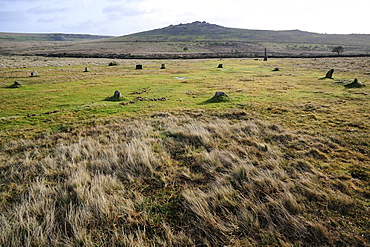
(0, 111, 369, 246)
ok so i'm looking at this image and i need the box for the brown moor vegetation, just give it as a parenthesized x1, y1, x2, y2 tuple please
(0, 56, 369, 246)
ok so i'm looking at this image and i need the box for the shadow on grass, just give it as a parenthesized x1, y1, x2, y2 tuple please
(103, 96, 125, 102)
(318, 77, 334, 80)
(198, 95, 231, 105)
(4, 82, 22, 88)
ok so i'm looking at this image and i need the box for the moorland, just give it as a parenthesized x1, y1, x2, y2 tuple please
(0, 54, 369, 246)
(2, 21, 370, 58)
(0, 21, 369, 246)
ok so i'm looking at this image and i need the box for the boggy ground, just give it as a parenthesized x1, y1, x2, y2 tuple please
(0, 56, 369, 246)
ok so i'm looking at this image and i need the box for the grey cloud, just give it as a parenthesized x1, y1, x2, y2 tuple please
(103, 4, 144, 20)
(37, 16, 60, 23)
(28, 6, 69, 15)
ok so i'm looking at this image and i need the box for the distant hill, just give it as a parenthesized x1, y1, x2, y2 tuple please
(115, 21, 370, 46)
(0, 33, 112, 42)
(1, 22, 370, 58)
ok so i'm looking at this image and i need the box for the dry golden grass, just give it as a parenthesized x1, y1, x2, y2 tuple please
(0, 56, 369, 246)
(0, 111, 368, 246)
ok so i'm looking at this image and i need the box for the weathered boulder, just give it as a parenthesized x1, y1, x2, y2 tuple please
(31, 71, 39, 77)
(204, 91, 230, 103)
(109, 61, 118, 66)
(345, 78, 365, 88)
(214, 91, 228, 98)
(217, 64, 223, 68)
(104, 90, 123, 101)
(8, 81, 21, 88)
(136, 64, 143, 70)
(273, 67, 280, 71)
(84, 67, 90, 72)
(113, 90, 121, 99)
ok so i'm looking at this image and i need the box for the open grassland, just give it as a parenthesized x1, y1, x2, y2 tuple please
(0, 56, 369, 246)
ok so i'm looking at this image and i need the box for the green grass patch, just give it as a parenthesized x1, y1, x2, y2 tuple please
(1, 57, 369, 139)
(0, 56, 369, 246)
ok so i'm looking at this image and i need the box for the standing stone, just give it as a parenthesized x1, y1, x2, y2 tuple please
(345, 78, 365, 88)
(136, 64, 143, 70)
(213, 91, 229, 98)
(31, 71, 39, 77)
(9, 81, 21, 88)
(325, 69, 334, 79)
(263, 48, 268, 61)
(205, 91, 231, 103)
(113, 90, 121, 99)
(109, 61, 118, 66)
(217, 64, 223, 68)
(84, 67, 90, 72)
(160, 64, 166, 69)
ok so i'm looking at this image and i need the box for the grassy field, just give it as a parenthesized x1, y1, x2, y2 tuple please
(0, 56, 369, 246)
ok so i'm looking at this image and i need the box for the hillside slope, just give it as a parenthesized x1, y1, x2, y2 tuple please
(1, 21, 370, 57)
(116, 21, 370, 46)
(0, 32, 112, 42)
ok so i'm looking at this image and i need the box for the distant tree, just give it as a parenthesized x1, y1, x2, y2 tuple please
(332, 46, 344, 55)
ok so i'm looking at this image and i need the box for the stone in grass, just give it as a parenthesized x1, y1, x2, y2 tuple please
(31, 71, 39, 77)
(325, 69, 334, 79)
(84, 67, 90, 72)
(263, 48, 268, 61)
(109, 61, 118, 66)
(8, 81, 22, 88)
(217, 64, 223, 68)
(113, 90, 121, 99)
(136, 64, 143, 70)
(214, 91, 228, 97)
(272, 67, 280, 71)
(160, 64, 166, 69)
(345, 78, 366, 88)
(105, 90, 123, 101)
(205, 91, 230, 103)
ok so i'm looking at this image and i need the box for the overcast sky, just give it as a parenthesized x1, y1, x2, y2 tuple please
(1, 0, 369, 36)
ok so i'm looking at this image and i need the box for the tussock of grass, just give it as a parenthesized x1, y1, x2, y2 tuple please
(0, 111, 368, 246)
